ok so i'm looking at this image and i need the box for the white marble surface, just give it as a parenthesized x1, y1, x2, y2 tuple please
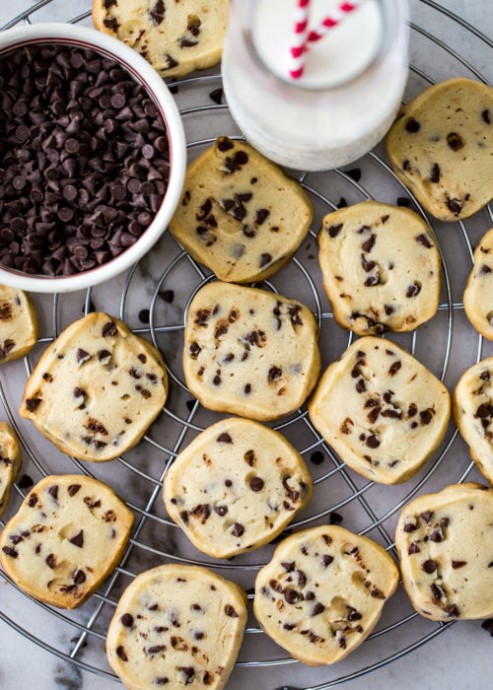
(0, 1, 492, 690)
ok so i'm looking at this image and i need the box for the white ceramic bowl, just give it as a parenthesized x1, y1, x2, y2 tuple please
(0, 23, 186, 293)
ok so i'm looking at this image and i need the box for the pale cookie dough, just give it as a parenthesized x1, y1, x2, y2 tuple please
(454, 357, 493, 485)
(308, 337, 451, 484)
(464, 227, 493, 339)
(107, 564, 247, 690)
(183, 282, 321, 421)
(20, 312, 168, 462)
(386, 78, 493, 221)
(0, 423, 21, 517)
(92, 0, 229, 78)
(0, 474, 133, 609)
(396, 482, 493, 621)
(170, 136, 313, 283)
(0, 285, 38, 363)
(254, 525, 398, 666)
(164, 418, 313, 558)
(318, 201, 441, 336)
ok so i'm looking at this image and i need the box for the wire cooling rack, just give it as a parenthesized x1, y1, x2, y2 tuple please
(0, 1, 492, 688)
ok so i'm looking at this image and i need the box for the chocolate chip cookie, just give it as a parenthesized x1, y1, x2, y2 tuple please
(0, 474, 133, 609)
(0, 285, 38, 363)
(0, 422, 21, 517)
(318, 201, 441, 335)
(308, 337, 451, 484)
(396, 483, 493, 620)
(164, 417, 312, 558)
(107, 564, 247, 690)
(93, 0, 229, 78)
(454, 357, 493, 485)
(183, 282, 321, 421)
(254, 525, 399, 665)
(463, 227, 493, 340)
(170, 136, 313, 283)
(20, 313, 168, 462)
(386, 79, 493, 221)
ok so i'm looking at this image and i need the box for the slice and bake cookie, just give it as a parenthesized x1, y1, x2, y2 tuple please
(93, 0, 229, 78)
(318, 201, 441, 336)
(107, 564, 247, 690)
(183, 282, 321, 421)
(454, 357, 493, 485)
(254, 525, 398, 665)
(20, 313, 168, 462)
(396, 483, 493, 620)
(0, 285, 38, 363)
(463, 227, 493, 339)
(386, 78, 493, 221)
(0, 423, 21, 517)
(164, 418, 312, 558)
(170, 137, 313, 283)
(0, 474, 133, 609)
(308, 338, 451, 484)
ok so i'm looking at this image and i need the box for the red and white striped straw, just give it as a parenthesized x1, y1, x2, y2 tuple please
(307, 0, 364, 43)
(288, 0, 311, 80)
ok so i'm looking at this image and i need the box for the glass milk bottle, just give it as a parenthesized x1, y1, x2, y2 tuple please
(222, 0, 410, 171)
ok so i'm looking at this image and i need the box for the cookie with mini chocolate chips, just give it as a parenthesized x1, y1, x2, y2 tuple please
(464, 228, 493, 340)
(0, 285, 38, 364)
(93, 0, 229, 78)
(254, 525, 399, 665)
(169, 136, 313, 283)
(454, 357, 493, 485)
(164, 417, 312, 558)
(386, 79, 493, 221)
(0, 474, 133, 609)
(107, 564, 247, 690)
(0, 423, 21, 517)
(183, 282, 321, 421)
(318, 201, 441, 336)
(396, 483, 493, 621)
(20, 312, 168, 462)
(308, 338, 451, 484)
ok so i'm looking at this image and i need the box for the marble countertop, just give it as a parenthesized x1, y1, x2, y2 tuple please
(0, 1, 492, 689)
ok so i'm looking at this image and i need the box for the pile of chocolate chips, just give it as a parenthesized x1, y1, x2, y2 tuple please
(0, 44, 170, 276)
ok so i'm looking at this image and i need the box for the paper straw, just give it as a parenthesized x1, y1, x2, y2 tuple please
(288, 0, 311, 80)
(307, 0, 364, 43)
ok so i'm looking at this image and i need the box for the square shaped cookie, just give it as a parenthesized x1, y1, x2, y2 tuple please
(170, 136, 313, 283)
(164, 417, 312, 557)
(396, 483, 493, 620)
(0, 474, 133, 609)
(20, 312, 168, 462)
(254, 525, 399, 665)
(386, 78, 493, 221)
(318, 201, 440, 336)
(308, 337, 451, 484)
(183, 282, 321, 421)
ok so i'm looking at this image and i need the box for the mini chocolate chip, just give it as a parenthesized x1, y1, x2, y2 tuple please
(73, 569, 86, 584)
(17, 474, 34, 489)
(416, 234, 433, 249)
(311, 603, 325, 616)
(430, 163, 441, 183)
(231, 523, 244, 537)
(405, 117, 420, 133)
(2, 546, 18, 558)
(422, 559, 437, 574)
(68, 484, 81, 496)
(249, 477, 264, 492)
(46, 554, 56, 569)
(327, 223, 343, 238)
(121, 613, 134, 627)
(102, 321, 117, 337)
(217, 433, 233, 443)
(116, 646, 128, 661)
(446, 132, 464, 151)
(446, 197, 462, 215)
(310, 451, 324, 465)
(452, 560, 467, 569)
(322, 555, 334, 567)
(482, 109, 491, 125)
(25, 398, 42, 412)
(361, 234, 376, 253)
(225, 605, 238, 617)
(69, 530, 84, 548)
(406, 281, 422, 298)
(159, 289, 174, 303)
(345, 168, 361, 181)
(284, 588, 299, 604)
(47, 485, 59, 501)
(214, 505, 228, 516)
(366, 435, 380, 449)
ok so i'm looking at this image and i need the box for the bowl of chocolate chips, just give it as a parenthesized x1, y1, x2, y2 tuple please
(0, 23, 186, 292)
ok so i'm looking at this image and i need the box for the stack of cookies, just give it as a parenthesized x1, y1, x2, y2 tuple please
(1, 9, 493, 685)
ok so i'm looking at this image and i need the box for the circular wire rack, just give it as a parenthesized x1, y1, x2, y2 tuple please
(0, 1, 492, 688)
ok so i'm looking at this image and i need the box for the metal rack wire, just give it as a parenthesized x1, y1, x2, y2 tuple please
(0, 1, 492, 688)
